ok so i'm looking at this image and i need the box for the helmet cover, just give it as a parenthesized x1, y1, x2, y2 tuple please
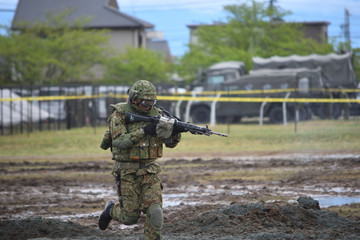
(129, 80, 157, 101)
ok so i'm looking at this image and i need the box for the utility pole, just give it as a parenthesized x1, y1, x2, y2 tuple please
(341, 8, 351, 50)
(269, 0, 274, 22)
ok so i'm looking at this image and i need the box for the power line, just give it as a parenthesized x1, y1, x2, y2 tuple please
(122, 7, 224, 14)
(119, 0, 236, 10)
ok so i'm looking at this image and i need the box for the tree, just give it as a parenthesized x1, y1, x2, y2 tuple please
(0, 26, 45, 85)
(0, 10, 110, 85)
(105, 47, 172, 84)
(179, 0, 334, 82)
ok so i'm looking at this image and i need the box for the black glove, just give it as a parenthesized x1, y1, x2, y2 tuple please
(143, 123, 157, 136)
(173, 124, 188, 133)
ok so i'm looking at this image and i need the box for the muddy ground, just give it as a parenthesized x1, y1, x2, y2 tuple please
(0, 151, 359, 239)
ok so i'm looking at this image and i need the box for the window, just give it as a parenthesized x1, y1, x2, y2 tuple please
(207, 75, 225, 85)
(298, 77, 309, 93)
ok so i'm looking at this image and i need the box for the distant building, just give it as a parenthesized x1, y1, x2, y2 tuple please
(188, 21, 330, 46)
(298, 21, 329, 44)
(11, 0, 172, 80)
(147, 40, 172, 62)
(12, 0, 156, 52)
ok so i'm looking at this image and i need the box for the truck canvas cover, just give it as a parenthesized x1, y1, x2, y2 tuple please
(208, 61, 245, 72)
(252, 52, 357, 88)
(248, 68, 324, 89)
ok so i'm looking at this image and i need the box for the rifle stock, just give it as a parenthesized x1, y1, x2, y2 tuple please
(125, 112, 155, 124)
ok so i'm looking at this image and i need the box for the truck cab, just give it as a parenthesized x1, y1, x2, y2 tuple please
(189, 61, 245, 123)
(194, 61, 246, 91)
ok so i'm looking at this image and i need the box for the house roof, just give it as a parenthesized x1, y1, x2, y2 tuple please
(146, 40, 172, 62)
(12, 0, 154, 29)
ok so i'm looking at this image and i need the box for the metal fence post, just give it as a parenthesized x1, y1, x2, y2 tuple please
(10, 88, 13, 135)
(259, 100, 268, 126)
(283, 92, 291, 126)
(210, 93, 221, 127)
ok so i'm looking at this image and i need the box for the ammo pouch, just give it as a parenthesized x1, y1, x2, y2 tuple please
(129, 137, 163, 160)
(113, 136, 163, 162)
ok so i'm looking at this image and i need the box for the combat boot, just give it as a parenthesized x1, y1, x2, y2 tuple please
(98, 200, 115, 230)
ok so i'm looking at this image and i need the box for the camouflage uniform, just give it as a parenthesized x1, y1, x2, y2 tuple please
(100, 80, 181, 240)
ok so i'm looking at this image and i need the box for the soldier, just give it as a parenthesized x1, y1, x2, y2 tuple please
(98, 80, 181, 240)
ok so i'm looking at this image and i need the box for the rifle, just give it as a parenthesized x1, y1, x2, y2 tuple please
(125, 112, 228, 137)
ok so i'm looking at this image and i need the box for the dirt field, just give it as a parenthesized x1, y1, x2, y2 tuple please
(0, 151, 359, 240)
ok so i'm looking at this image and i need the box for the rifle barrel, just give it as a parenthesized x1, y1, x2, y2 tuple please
(211, 131, 228, 137)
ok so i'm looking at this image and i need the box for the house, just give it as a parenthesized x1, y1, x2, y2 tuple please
(11, 0, 165, 54)
(188, 21, 330, 46)
(298, 21, 329, 44)
(147, 40, 172, 62)
(145, 30, 172, 62)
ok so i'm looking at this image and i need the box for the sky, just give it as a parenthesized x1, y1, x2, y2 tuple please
(0, 0, 359, 57)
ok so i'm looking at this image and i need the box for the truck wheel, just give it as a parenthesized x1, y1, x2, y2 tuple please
(217, 116, 241, 123)
(216, 116, 227, 123)
(191, 106, 210, 124)
(232, 116, 242, 123)
(269, 106, 285, 124)
(305, 106, 313, 120)
(297, 106, 308, 121)
(317, 103, 341, 119)
(332, 103, 342, 119)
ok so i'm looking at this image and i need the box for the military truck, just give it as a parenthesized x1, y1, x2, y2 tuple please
(189, 67, 323, 124)
(188, 52, 357, 123)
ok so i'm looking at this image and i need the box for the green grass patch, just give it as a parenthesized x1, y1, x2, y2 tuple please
(0, 119, 359, 158)
(0, 127, 107, 157)
(327, 203, 360, 221)
(165, 119, 360, 154)
(315, 169, 360, 181)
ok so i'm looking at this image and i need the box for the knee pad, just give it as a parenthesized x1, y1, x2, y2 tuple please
(147, 204, 163, 230)
(123, 214, 140, 225)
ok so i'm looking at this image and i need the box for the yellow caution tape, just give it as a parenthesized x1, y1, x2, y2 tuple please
(172, 88, 360, 95)
(1, 92, 359, 103)
(0, 94, 106, 102)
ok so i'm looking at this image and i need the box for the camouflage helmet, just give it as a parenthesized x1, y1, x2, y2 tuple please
(129, 80, 157, 101)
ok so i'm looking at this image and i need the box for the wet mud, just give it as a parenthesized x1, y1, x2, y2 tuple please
(0, 152, 359, 239)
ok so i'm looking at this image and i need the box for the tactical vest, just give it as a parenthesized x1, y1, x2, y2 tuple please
(110, 102, 163, 163)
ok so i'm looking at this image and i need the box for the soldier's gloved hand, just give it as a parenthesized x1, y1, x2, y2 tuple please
(156, 117, 175, 138)
(173, 124, 188, 133)
(143, 123, 157, 136)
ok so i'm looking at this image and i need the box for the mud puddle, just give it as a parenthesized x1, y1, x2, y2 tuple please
(313, 196, 360, 208)
(0, 153, 359, 239)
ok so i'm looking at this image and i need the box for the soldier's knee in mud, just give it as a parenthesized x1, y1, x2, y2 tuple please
(123, 215, 140, 225)
(146, 204, 163, 230)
